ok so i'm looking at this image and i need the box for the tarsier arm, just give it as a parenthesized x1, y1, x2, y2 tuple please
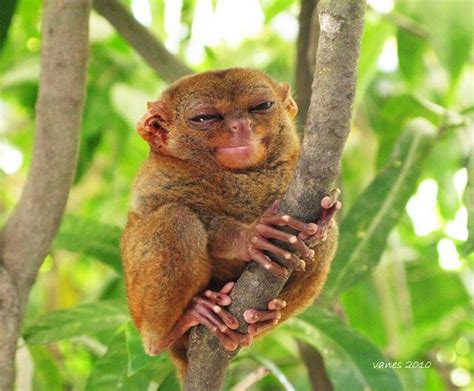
(208, 192, 341, 337)
(207, 201, 318, 277)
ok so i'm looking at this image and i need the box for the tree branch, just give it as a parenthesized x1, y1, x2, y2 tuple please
(184, 1, 366, 390)
(297, 341, 333, 391)
(295, 0, 318, 127)
(295, 2, 337, 386)
(93, 0, 193, 84)
(0, 0, 90, 388)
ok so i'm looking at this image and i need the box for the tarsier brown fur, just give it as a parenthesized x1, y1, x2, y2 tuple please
(121, 68, 340, 380)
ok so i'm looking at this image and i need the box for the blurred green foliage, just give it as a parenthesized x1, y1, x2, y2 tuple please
(1, 0, 473, 390)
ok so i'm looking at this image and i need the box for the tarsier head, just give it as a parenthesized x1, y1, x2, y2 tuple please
(136, 68, 298, 170)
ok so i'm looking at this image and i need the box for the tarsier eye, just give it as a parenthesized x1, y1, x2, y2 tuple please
(189, 114, 222, 123)
(250, 101, 274, 113)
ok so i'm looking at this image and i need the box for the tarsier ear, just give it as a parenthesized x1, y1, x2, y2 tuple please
(279, 82, 298, 120)
(136, 100, 170, 149)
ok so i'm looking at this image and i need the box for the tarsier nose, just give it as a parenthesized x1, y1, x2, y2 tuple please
(229, 118, 251, 133)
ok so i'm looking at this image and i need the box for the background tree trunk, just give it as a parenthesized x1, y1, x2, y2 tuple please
(184, 1, 366, 390)
(0, 1, 90, 389)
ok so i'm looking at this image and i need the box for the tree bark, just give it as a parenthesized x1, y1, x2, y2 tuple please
(93, 0, 193, 84)
(298, 341, 333, 391)
(184, 1, 366, 390)
(295, 0, 319, 127)
(0, 0, 90, 389)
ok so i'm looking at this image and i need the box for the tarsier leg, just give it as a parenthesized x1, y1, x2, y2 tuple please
(121, 204, 211, 356)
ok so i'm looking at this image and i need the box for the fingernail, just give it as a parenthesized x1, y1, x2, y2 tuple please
(213, 305, 221, 313)
(289, 236, 297, 243)
(285, 252, 291, 259)
(282, 215, 290, 221)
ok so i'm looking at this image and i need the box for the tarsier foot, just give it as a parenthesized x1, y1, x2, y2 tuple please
(159, 282, 250, 352)
(244, 201, 321, 277)
(244, 299, 287, 335)
(298, 188, 342, 245)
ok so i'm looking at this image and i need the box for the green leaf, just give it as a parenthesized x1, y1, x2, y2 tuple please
(397, 27, 426, 86)
(125, 322, 169, 376)
(425, 1, 473, 85)
(0, 0, 17, 49)
(369, 94, 440, 168)
(341, 279, 387, 347)
(53, 215, 122, 273)
(323, 118, 437, 302)
(285, 307, 404, 391)
(158, 372, 181, 391)
(355, 14, 393, 107)
(74, 89, 108, 183)
(263, 0, 294, 24)
(28, 345, 63, 391)
(396, 0, 473, 87)
(462, 149, 474, 256)
(23, 301, 129, 344)
(86, 330, 153, 391)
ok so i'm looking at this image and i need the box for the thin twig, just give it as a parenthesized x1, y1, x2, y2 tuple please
(231, 367, 269, 391)
(93, 0, 193, 83)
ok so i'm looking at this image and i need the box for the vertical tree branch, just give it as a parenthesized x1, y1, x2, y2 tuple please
(0, 0, 90, 388)
(295, 2, 336, 386)
(185, 1, 366, 390)
(297, 341, 333, 391)
(93, 0, 193, 83)
(295, 0, 319, 127)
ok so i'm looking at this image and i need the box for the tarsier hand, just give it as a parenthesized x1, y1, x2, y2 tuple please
(238, 189, 342, 277)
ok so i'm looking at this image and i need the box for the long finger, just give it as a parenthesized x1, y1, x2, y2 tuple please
(268, 299, 287, 311)
(252, 236, 306, 271)
(223, 328, 253, 347)
(203, 290, 231, 306)
(251, 236, 297, 264)
(291, 238, 315, 261)
(194, 297, 239, 330)
(261, 214, 315, 236)
(194, 305, 228, 333)
(321, 188, 341, 209)
(248, 247, 288, 277)
(244, 308, 281, 324)
(248, 319, 279, 336)
(219, 281, 235, 295)
(255, 224, 299, 245)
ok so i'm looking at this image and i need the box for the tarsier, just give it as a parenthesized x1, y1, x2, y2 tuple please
(121, 68, 341, 379)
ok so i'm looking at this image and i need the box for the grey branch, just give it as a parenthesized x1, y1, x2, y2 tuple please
(93, 0, 193, 83)
(0, 0, 90, 389)
(295, 0, 319, 127)
(184, 1, 366, 390)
